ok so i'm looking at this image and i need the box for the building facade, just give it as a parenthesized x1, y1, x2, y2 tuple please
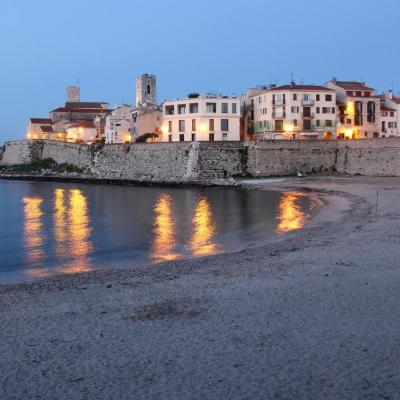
(105, 105, 134, 144)
(325, 79, 380, 139)
(248, 84, 337, 140)
(131, 107, 162, 142)
(161, 95, 240, 142)
(380, 91, 400, 137)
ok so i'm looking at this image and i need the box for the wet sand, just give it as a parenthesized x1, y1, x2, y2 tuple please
(1, 176, 400, 399)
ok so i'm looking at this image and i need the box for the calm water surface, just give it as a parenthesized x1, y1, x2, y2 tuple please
(0, 180, 316, 283)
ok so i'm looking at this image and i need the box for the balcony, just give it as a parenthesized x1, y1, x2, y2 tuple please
(272, 112, 286, 119)
(272, 99, 285, 106)
(301, 112, 314, 119)
(301, 99, 315, 106)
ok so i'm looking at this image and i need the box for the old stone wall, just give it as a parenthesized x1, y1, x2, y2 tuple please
(2, 138, 400, 180)
(247, 140, 338, 176)
(0, 140, 39, 165)
(40, 141, 93, 169)
(336, 138, 400, 176)
(93, 143, 192, 181)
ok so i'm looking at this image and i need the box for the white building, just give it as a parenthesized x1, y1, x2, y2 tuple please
(325, 79, 380, 139)
(66, 121, 97, 143)
(380, 91, 399, 137)
(105, 105, 134, 144)
(161, 95, 240, 142)
(249, 84, 337, 140)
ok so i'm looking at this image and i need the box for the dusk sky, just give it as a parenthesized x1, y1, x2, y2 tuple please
(1, 0, 399, 142)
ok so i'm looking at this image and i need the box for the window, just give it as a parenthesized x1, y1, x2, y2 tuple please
(206, 102, 217, 113)
(191, 119, 196, 131)
(209, 133, 214, 141)
(189, 103, 198, 113)
(355, 114, 363, 126)
(165, 105, 174, 115)
(179, 134, 185, 142)
(390, 111, 395, 117)
(303, 94, 310, 101)
(179, 120, 185, 132)
(275, 120, 283, 131)
(221, 119, 229, 131)
(168, 134, 172, 142)
(222, 133, 228, 140)
(367, 101, 375, 114)
(168, 121, 172, 133)
(332, 107, 335, 114)
(222, 103, 228, 113)
(316, 94, 320, 101)
(232, 103, 237, 113)
(326, 120, 333, 127)
(356, 91, 362, 97)
(178, 104, 186, 114)
(291, 106, 299, 113)
(316, 119, 320, 127)
(147, 85, 151, 94)
(325, 94, 332, 101)
(322, 107, 330, 114)
(209, 119, 214, 131)
(192, 133, 196, 141)
(293, 94, 297, 101)
(347, 118, 352, 124)
(316, 107, 320, 114)
(258, 97, 262, 104)
(293, 119, 298, 127)
(355, 101, 363, 114)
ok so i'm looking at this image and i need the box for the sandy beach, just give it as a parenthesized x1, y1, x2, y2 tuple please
(1, 176, 400, 399)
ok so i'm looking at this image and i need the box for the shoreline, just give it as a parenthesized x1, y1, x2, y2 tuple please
(0, 174, 331, 288)
(2, 176, 400, 399)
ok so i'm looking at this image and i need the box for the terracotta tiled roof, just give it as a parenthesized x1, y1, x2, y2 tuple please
(334, 81, 375, 91)
(30, 118, 52, 124)
(269, 84, 334, 92)
(40, 125, 54, 133)
(51, 107, 110, 113)
(65, 102, 108, 110)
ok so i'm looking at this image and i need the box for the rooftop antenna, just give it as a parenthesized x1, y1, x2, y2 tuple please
(290, 72, 295, 85)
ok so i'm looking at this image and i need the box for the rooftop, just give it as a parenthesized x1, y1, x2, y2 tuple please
(332, 80, 375, 91)
(30, 118, 52, 124)
(269, 84, 334, 92)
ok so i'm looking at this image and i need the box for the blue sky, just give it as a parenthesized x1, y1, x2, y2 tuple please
(1, 0, 399, 142)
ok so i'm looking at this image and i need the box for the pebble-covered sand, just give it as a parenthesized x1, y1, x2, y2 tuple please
(1, 176, 400, 400)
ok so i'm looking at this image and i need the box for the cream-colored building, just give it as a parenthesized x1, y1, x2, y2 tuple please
(380, 91, 399, 137)
(249, 84, 337, 140)
(161, 95, 240, 142)
(105, 105, 134, 144)
(66, 121, 97, 143)
(325, 79, 380, 139)
(131, 106, 162, 142)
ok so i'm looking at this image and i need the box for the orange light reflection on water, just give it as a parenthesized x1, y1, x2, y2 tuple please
(277, 192, 308, 234)
(151, 193, 181, 262)
(56, 189, 93, 274)
(23, 197, 44, 264)
(190, 197, 218, 257)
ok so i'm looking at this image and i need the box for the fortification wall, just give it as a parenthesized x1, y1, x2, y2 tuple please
(2, 138, 400, 180)
(247, 140, 338, 176)
(337, 138, 400, 176)
(93, 143, 192, 181)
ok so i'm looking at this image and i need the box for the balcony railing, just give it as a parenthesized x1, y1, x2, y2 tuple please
(272, 99, 285, 106)
(272, 112, 286, 118)
(301, 112, 315, 119)
(301, 99, 314, 106)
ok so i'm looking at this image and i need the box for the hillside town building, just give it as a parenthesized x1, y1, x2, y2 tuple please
(245, 83, 337, 140)
(25, 74, 400, 144)
(161, 95, 240, 142)
(325, 78, 381, 139)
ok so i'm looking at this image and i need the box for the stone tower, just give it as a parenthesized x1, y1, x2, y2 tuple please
(66, 85, 80, 103)
(136, 74, 156, 107)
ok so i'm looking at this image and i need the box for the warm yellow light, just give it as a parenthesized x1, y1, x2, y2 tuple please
(283, 123, 294, 133)
(78, 127, 84, 134)
(33, 134, 38, 139)
(125, 134, 132, 143)
(346, 101, 354, 116)
(199, 123, 207, 133)
(27, 132, 32, 139)
(161, 125, 169, 135)
(190, 197, 218, 257)
(344, 129, 353, 139)
(277, 192, 307, 234)
(151, 193, 180, 262)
